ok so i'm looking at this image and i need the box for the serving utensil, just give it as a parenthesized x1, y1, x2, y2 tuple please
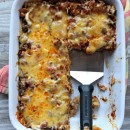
(70, 50, 104, 130)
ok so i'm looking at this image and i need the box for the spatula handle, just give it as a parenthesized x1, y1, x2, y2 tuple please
(78, 85, 94, 130)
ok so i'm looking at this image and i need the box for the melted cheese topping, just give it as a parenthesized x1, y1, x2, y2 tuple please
(18, 1, 116, 129)
(19, 11, 71, 129)
(51, 11, 68, 39)
(68, 14, 110, 53)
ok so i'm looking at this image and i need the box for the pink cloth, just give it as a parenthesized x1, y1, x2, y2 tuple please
(0, 65, 8, 93)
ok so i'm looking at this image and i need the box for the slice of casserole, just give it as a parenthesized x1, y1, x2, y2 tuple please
(17, 0, 116, 129)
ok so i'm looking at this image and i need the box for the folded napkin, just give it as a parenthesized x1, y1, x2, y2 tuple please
(0, 0, 130, 94)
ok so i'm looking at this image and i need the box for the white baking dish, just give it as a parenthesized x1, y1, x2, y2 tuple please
(9, 0, 126, 130)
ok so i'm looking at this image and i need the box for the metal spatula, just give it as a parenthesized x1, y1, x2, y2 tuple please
(70, 50, 104, 130)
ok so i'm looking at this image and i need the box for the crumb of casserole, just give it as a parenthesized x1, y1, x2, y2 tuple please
(97, 83, 108, 91)
(92, 96, 100, 110)
(93, 125, 102, 130)
(110, 75, 116, 86)
(93, 114, 98, 119)
(101, 97, 108, 102)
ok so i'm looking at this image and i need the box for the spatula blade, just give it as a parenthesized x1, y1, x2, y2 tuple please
(70, 71, 103, 85)
(70, 50, 104, 85)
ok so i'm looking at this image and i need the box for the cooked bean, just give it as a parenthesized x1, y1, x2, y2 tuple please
(36, 44, 41, 48)
(69, 3, 81, 16)
(88, 0, 96, 9)
(20, 12, 25, 18)
(22, 25, 29, 33)
(104, 35, 110, 42)
(19, 8, 28, 13)
(68, 18, 76, 23)
(59, 2, 68, 11)
(80, 41, 89, 49)
(54, 40, 62, 49)
(102, 28, 107, 34)
(49, 6, 57, 15)
(18, 50, 25, 58)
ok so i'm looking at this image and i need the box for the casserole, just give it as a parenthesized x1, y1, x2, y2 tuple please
(9, 0, 126, 130)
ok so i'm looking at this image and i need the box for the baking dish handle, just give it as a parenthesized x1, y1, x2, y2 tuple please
(79, 85, 94, 130)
